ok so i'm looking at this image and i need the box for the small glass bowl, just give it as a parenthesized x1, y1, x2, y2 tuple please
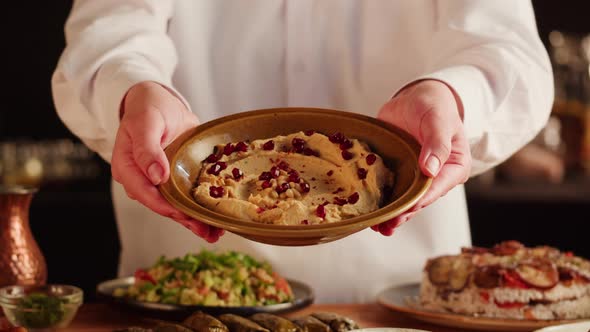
(0, 284, 83, 331)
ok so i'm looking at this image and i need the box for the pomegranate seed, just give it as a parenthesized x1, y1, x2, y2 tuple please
(261, 180, 272, 189)
(357, 168, 368, 179)
(304, 130, 315, 136)
(348, 192, 360, 204)
(223, 143, 235, 155)
(303, 148, 319, 156)
(316, 204, 326, 219)
(276, 182, 290, 194)
(329, 132, 345, 144)
(339, 139, 353, 150)
(207, 162, 227, 175)
(232, 168, 243, 180)
(342, 150, 353, 160)
(235, 141, 248, 152)
(288, 170, 300, 183)
(327, 170, 334, 176)
(259, 171, 272, 181)
(278, 161, 290, 170)
(262, 140, 275, 150)
(292, 138, 306, 152)
(299, 182, 310, 193)
(366, 153, 377, 165)
(257, 207, 266, 214)
(333, 197, 347, 206)
(206, 153, 220, 163)
(301, 219, 309, 225)
(209, 186, 225, 198)
(332, 187, 344, 194)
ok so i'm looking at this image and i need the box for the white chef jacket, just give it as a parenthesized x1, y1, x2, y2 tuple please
(52, 1, 553, 303)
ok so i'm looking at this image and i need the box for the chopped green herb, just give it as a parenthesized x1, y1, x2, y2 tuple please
(15, 293, 69, 328)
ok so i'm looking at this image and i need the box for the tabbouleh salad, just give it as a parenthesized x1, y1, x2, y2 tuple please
(113, 251, 294, 306)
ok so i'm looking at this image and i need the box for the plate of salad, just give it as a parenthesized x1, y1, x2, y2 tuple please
(97, 250, 313, 318)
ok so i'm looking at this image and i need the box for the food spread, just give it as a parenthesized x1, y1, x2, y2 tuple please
(420, 241, 590, 320)
(192, 131, 395, 225)
(113, 251, 293, 306)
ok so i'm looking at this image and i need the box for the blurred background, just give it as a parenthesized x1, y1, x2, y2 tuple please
(1, 1, 589, 300)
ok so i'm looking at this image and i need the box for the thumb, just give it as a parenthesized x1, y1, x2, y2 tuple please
(128, 109, 170, 185)
(418, 112, 453, 177)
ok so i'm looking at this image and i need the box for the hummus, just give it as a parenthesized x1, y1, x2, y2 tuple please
(192, 131, 395, 225)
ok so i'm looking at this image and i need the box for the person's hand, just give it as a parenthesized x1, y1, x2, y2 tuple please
(373, 80, 472, 236)
(111, 81, 224, 242)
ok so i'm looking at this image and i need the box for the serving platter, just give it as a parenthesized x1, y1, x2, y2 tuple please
(97, 277, 313, 319)
(377, 283, 588, 332)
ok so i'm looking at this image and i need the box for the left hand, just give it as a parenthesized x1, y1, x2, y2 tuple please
(373, 79, 472, 236)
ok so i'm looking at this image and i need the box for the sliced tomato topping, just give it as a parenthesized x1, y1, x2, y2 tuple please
(494, 300, 526, 309)
(502, 270, 530, 289)
(479, 291, 490, 303)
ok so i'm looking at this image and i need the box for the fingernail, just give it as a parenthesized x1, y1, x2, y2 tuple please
(147, 163, 163, 185)
(425, 155, 441, 176)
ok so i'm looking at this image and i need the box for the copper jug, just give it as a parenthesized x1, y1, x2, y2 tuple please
(0, 186, 47, 286)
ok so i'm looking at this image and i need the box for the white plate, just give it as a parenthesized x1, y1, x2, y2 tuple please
(534, 321, 590, 332)
(377, 283, 589, 332)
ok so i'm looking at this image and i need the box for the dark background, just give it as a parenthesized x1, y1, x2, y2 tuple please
(1, 1, 589, 301)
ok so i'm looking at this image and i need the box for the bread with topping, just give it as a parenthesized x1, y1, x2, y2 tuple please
(419, 241, 590, 320)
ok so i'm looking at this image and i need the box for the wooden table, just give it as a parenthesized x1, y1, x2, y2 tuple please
(2, 303, 465, 332)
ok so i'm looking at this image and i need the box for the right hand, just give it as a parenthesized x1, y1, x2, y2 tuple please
(111, 81, 224, 243)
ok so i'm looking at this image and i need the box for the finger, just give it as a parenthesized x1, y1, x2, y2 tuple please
(175, 217, 210, 239)
(379, 222, 396, 236)
(418, 110, 453, 177)
(114, 151, 184, 219)
(209, 227, 226, 239)
(378, 217, 403, 236)
(415, 161, 470, 212)
(175, 217, 225, 243)
(111, 127, 133, 184)
(415, 134, 470, 210)
(125, 109, 170, 185)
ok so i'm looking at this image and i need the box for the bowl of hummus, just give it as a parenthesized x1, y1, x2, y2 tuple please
(159, 108, 431, 246)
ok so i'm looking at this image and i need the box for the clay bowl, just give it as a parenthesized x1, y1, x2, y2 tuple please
(159, 108, 431, 246)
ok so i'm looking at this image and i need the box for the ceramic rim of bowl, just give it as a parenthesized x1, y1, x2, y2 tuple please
(0, 284, 84, 308)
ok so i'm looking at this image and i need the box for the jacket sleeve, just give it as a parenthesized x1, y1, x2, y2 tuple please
(51, 0, 189, 162)
(419, 1, 554, 176)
